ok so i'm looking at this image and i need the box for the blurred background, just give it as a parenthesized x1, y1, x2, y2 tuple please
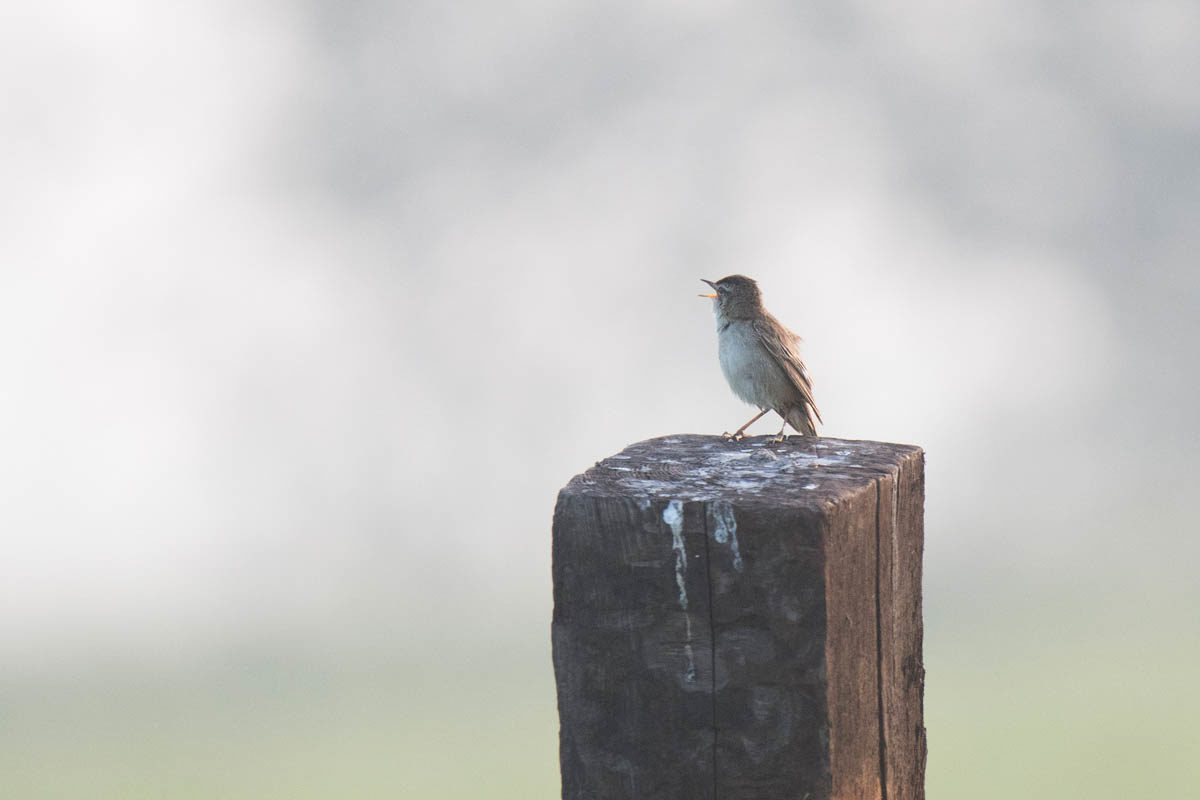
(2, 1, 1198, 797)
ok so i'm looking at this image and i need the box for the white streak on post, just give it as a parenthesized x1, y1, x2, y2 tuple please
(709, 501, 743, 571)
(663, 500, 687, 609)
(662, 499, 696, 683)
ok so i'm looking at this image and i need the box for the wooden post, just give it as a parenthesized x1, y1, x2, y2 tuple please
(552, 435, 926, 800)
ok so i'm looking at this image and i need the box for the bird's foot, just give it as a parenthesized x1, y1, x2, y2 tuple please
(769, 433, 788, 444)
(722, 431, 745, 442)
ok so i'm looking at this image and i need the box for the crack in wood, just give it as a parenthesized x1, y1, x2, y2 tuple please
(702, 503, 719, 800)
(874, 478, 890, 800)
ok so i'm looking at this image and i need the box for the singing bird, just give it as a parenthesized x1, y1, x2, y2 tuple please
(700, 275, 822, 442)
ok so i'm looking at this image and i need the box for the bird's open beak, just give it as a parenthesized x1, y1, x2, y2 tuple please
(698, 279, 717, 299)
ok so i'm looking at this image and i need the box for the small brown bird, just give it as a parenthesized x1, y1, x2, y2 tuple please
(700, 275, 822, 442)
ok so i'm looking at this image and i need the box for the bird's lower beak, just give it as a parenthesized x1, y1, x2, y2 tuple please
(699, 279, 717, 299)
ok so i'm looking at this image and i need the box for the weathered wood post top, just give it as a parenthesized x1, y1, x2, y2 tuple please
(552, 434, 926, 800)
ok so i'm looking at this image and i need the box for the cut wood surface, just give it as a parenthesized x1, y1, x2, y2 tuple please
(552, 434, 926, 800)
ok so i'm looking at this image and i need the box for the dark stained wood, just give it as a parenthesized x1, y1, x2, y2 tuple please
(553, 494, 716, 799)
(552, 435, 925, 800)
(708, 502, 829, 798)
(824, 481, 884, 800)
(886, 453, 928, 799)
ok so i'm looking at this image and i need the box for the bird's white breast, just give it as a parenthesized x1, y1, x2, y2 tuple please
(716, 318, 790, 409)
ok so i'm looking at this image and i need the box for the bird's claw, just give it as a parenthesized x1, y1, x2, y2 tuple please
(722, 431, 745, 442)
(769, 433, 788, 444)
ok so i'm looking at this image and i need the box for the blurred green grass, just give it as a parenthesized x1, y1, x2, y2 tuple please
(0, 652, 560, 800)
(927, 634, 1200, 798)
(2, 621, 1195, 798)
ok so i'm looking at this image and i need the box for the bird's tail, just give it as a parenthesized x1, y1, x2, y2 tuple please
(785, 404, 820, 437)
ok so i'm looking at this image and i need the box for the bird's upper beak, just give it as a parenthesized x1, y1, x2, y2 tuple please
(698, 279, 718, 299)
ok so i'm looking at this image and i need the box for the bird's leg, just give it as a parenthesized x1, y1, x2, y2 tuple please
(723, 409, 768, 441)
(769, 419, 788, 444)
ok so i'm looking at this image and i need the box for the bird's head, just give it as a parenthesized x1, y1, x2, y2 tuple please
(699, 274, 763, 320)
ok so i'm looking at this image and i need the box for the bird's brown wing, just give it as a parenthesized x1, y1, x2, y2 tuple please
(753, 315, 823, 431)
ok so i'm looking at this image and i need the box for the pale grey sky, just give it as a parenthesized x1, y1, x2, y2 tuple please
(2, 0, 1197, 675)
